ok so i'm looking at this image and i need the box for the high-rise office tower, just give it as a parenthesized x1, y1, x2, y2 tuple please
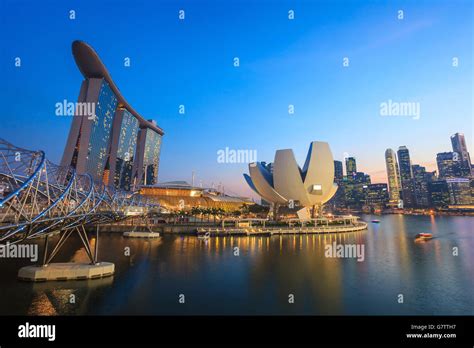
(385, 149, 402, 207)
(61, 41, 164, 190)
(363, 183, 389, 210)
(345, 157, 357, 176)
(445, 178, 472, 205)
(397, 146, 415, 207)
(436, 152, 461, 178)
(428, 180, 450, 208)
(451, 133, 472, 177)
(334, 160, 344, 183)
(328, 160, 346, 209)
(343, 171, 370, 208)
(412, 164, 431, 208)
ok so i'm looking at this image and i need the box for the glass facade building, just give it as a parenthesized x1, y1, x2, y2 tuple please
(334, 160, 343, 183)
(345, 157, 357, 176)
(412, 164, 431, 208)
(446, 178, 472, 205)
(428, 180, 450, 208)
(363, 183, 389, 210)
(436, 152, 461, 178)
(385, 148, 402, 207)
(85, 80, 118, 182)
(451, 133, 472, 177)
(343, 171, 371, 208)
(397, 146, 415, 207)
(142, 128, 162, 185)
(61, 41, 165, 192)
(114, 110, 139, 191)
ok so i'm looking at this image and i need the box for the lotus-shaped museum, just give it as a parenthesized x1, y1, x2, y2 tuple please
(244, 141, 338, 209)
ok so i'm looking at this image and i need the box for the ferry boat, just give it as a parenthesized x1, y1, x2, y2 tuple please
(371, 219, 380, 223)
(415, 233, 433, 241)
(197, 232, 211, 240)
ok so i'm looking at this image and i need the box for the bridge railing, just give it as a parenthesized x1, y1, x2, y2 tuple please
(0, 138, 160, 243)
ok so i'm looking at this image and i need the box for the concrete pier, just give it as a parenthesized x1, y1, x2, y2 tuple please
(18, 262, 115, 282)
(123, 231, 161, 238)
(196, 222, 368, 237)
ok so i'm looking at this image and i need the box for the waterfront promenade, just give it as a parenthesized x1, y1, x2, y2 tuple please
(98, 218, 368, 236)
(195, 222, 368, 236)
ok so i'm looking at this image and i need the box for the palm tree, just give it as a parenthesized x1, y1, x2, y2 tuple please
(211, 208, 219, 224)
(217, 208, 225, 221)
(191, 206, 201, 224)
(240, 204, 250, 215)
(205, 208, 212, 223)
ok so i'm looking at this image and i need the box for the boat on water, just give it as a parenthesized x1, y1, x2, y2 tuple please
(197, 232, 211, 240)
(415, 233, 433, 241)
(371, 220, 380, 223)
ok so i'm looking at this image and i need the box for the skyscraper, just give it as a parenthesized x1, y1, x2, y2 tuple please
(436, 152, 461, 178)
(428, 180, 450, 208)
(412, 164, 431, 208)
(451, 133, 472, 177)
(334, 160, 343, 183)
(61, 41, 164, 189)
(445, 178, 472, 205)
(397, 146, 415, 207)
(363, 183, 389, 211)
(345, 157, 357, 176)
(385, 149, 402, 207)
(328, 160, 345, 209)
(136, 122, 163, 186)
(344, 171, 370, 209)
(108, 108, 140, 191)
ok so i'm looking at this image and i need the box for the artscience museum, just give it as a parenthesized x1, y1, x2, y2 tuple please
(244, 141, 338, 216)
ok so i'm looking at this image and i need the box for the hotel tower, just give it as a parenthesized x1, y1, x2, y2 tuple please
(61, 41, 164, 191)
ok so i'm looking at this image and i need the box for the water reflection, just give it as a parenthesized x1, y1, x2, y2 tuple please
(0, 215, 472, 315)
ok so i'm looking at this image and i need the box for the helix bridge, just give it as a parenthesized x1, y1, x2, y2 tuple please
(0, 138, 157, 266)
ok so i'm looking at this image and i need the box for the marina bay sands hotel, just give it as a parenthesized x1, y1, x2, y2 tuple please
(61, 41, 164, 191)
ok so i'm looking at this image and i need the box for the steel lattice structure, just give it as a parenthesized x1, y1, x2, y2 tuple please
(0, 139, 157, 264)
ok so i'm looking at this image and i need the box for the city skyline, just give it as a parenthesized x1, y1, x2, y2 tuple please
(2, 0, 472, 200)
(0, 1, 472, 339)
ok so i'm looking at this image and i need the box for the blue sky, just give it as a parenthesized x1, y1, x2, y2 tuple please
(1, 0, 472, 199)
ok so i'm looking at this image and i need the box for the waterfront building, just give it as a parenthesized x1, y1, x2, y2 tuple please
(139, 181, 253, 212)
(428, 180, 450, 208)
(445, 178, 472, 205)
(436, 152, 461, 178)
(451, 133, 472, 177)
(135, 122, 163, 186)
(412, 164, 431, 208)
(108, 108, 139, 191)
(344, 171, 371, 209)
(61, 40, 164, 189)
(244, 141, 338, 213)
(385, 149, 402, 207)
(397, 146, 415, 208)
(363, 183, 389, 211)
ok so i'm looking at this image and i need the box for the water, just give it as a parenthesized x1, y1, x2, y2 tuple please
(0, 215, 472, 315)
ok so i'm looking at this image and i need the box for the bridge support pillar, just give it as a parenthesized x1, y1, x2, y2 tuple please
(17, 224, 114, 282)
